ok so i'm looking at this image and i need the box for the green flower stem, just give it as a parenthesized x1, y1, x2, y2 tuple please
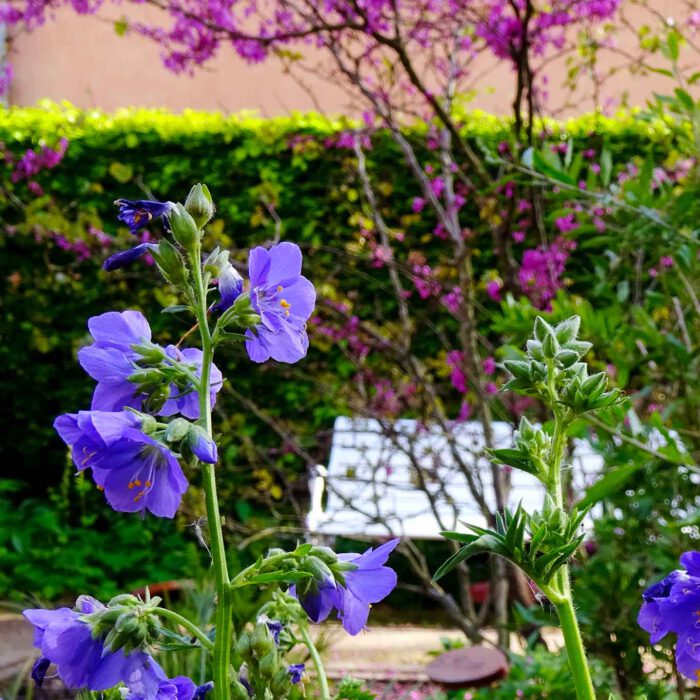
(229, 552, 296, 590)
(299, 625, 331, 700)
(554, 597, 596, 700)
(547, 406, 595, 700)
(191, 244, 232, 700)
(154, 607, 214, 653)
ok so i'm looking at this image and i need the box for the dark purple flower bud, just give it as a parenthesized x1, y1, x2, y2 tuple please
(287, 664, 305, 684)
(266, 619, 283, 645)
(104, 243, 156, 271)
(188, 426, 218, 464)
(31, 656, 51, 687)
(115, 199, 174, 235)
(193, 681, 214, 700)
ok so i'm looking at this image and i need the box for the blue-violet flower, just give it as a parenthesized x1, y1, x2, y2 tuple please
(54, 410, 188, 518)
(245, 242, 315, 364)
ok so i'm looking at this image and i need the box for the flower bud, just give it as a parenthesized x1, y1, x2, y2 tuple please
(129, 369, 165, 392)
(165, 417, 191, 443)
(188, 425, 218, 464)
(271, 668, 291, 696)
(107, 594, 141, 608)
(305, 555, 334, 584)
(146, 384, 171, 414)
(152, 239, 189, 286)
(231, 681, 251, 700)
(138, 414, 158, 435)
(185, 184, 215, 229)
(235, 631, 252, 661)
(258, 649, 278, 680)
(169, 203, 199, 250)
(251, 622, 276, 657)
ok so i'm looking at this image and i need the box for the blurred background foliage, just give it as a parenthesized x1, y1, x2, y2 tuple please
(1, 100, 699, 694)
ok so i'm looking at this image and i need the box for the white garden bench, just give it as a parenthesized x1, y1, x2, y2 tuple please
(307, 416, 604, 540)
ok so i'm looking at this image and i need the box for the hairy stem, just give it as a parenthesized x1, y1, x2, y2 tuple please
(299, 625, 330, 700)
(191, 243, 232, 700)
(547, 404, 595, 700)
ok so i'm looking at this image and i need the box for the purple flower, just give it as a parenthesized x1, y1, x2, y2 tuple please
(115, 199, 174, 235)
(54, 411, 188, 518)
(212, 263, 244, 313)
(78, 310, 153, 412)
(158, 345, 223, 420)
(192, 681, 214, 700)
(24, 596, 164, 697)
(335, 539, 399, 634)
(287, 664, 305, 684)
(638, 551, 700, 681)
(293, 539, 399, 636)
(104, 242, 157, 271)
(245, 242, 316, 364)
(78, 311, 222, 419)
(128, 676, 197, 700)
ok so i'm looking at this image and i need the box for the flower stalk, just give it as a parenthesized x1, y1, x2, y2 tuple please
(299, 625, 330, 700)
(191, 241, 233, 700)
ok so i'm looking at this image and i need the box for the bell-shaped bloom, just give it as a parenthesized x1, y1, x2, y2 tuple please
(335, 539, 399, 635)
(638, 551, 700, 681)
(245, 242, 316, 364)
(294, 578, 340, 625)
(54, 410, 188, 519)
(78, 310, 152, 412)
(292, 539, 399, 636)
(212, 263, 244, 313)
(79, 311, 222, 419)
(104, 243, 157, 271)
(115, 199, 174, 235)
(24, 596, 164, 698)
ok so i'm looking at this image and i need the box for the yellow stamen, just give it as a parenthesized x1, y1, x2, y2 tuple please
(280, 299, 290, 309)
(277, 285, 283, 292)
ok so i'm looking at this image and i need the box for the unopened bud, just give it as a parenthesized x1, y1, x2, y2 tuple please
(258, 649, 278, 680)
(185, 184, 215, 229)
(165, 418, 191, 443)
(251, 623, 276, 656)
(151, 239, 189, 286)
(169, 203, 199, 250)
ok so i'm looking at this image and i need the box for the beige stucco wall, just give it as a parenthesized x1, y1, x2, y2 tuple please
(6, 2, 690, 116)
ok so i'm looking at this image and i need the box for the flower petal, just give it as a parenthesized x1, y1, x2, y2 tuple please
(248, 247, 271, 288)
(267, 242, 302, 285)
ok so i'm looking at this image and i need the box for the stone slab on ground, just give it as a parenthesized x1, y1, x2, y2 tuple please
(0, 614, 35, 684)
(314, 624, 564, 682)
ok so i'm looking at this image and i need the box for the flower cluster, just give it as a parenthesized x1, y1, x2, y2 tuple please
(638, 552, 700, 681)
(292, 539, 399, 635)
(24, 595, 205, 700)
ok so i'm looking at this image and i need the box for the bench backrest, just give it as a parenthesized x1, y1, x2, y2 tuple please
(307, 416, 604, 539)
